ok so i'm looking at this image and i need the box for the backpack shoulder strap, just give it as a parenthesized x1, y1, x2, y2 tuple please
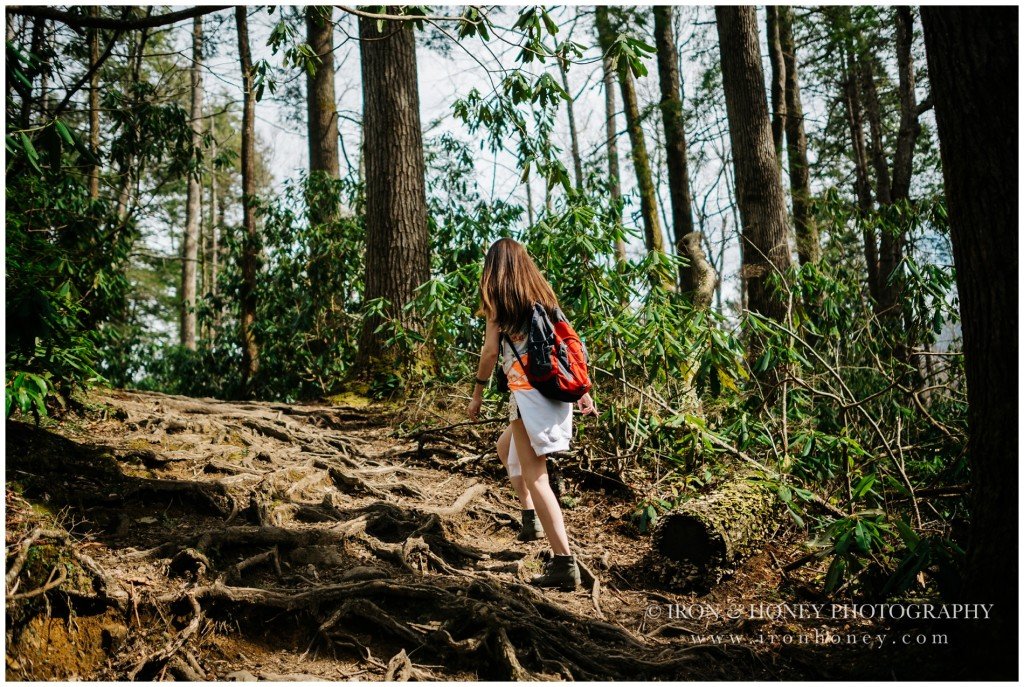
(500, 330, 529, 372)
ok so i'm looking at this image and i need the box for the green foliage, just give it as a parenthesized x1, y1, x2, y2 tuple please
(6, 115, 113, 419)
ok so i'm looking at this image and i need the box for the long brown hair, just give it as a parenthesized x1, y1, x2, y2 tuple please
(479, 238, 560, 333)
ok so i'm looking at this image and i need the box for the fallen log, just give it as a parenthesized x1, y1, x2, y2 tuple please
(651, 472, 779, 588)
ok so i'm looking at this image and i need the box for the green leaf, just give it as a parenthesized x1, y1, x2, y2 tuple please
(30, 375, 47, 396)
(32, 391, 47, 417)
(19, 132, 42, 173)
(777, 484, 792, 503)
(54, 119, 75, 146)
(851, 474, 876, 500)
(824, 556, 846, 592)
(854, 520, 870, 552)
(786, 505, 805, 529)
(894, 518, 920, 552)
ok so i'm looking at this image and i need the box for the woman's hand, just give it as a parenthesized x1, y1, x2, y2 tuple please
(467, 396, 483, 421)
(576, 392, 597, 416)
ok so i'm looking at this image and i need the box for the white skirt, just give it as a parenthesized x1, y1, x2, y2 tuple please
(509, 388, 572, 456)
(501, 331, 573, 458)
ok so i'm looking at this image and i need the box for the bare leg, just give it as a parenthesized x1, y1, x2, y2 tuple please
(510, 419, 571, 555)
(497, 425, 533, 509)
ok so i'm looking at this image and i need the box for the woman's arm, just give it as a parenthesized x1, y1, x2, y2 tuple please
(467, 318, 500, 420)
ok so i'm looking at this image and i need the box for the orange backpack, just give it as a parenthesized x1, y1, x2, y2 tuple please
(501, 303, 591, 403)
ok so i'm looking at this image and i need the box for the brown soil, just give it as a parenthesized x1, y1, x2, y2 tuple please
(4, 387, 965, 680)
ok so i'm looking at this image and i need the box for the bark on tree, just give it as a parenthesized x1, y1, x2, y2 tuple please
(19, 17, 45, 129)
(208, 125, 219, 305)
(765, 6, 786, 161)
(236, 7, 259, 395)
(5, 18, 13, 104)
(595, 6, 666, 264)
(600, 46, 626, 264)
(860, 54, 900, 314)
(921, 8, 1017, 679)
(654, 5, 711, 299)
(5, 17, 16, 103)
(891, 7, 920, 203)
(652, 472, 778, 588)
(715, 6, 792, 323)
(876, 7, 922, 319)
(87, 7, 100, 200)
(306, 5, 340, 225)
(115, 25, 150, 222)
(180, 14, 203, 351)
(677, 232, 717, 309)
(305, 6, 341, 358)
(357, 14, 432, 374)
(778, 7, 820, 265)
(557, 56, 584, 191)
(835, 19, 879, 300)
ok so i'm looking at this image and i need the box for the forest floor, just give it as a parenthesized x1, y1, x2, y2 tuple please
(5, 387, 958, 681)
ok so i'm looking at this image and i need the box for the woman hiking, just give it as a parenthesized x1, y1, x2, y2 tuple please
(466, 238, 597, 591)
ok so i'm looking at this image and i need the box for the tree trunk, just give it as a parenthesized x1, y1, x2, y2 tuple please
(836, 27, 879, 300)
(306, 5, 340, 224)
(357, 13, 432, 374)
(236, 7, 259, 395)
(20, 17, 45, 129)
(778, 7, 819, 265)
(920, 8, 1017, 679)
(180, 14, 203, 351)
(652, 472, 778, 589)
(558, 56, 584, 191)
(5, 17, 14, 102)
(765, 6, 786, 161)
(654, 5, 709, 298)
(715, 6, 792, 323)
(600, 45, 626, 264)
(677, 232, 717, 309)
(208, 123, 220, 332)
(87, 7, 100, 200)
(876, 7, 922, 319)
(891, 7, 920, 203)
(115, 26, 150, 222)
(861, 59, 893, 206)
(595, 6, 666, 263)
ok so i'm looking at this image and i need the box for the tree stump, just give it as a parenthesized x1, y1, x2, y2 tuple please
(652, 472, 778, 588)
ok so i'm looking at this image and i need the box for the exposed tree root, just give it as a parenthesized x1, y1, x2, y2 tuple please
(127, 593, 202, 679)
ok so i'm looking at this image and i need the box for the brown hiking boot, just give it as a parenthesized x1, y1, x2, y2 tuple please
(517, 509, 545, 542)
(530, 554, 580, 591)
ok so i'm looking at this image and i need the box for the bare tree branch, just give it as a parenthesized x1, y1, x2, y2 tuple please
(6, 5, 230, 31)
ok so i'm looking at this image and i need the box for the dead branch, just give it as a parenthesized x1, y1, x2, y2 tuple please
(7, 562, 67, 600)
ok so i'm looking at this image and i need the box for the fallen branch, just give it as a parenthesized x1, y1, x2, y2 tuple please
(7, 562, 67, 600)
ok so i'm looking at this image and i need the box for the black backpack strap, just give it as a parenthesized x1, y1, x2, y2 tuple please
(500, 331, 529, 374)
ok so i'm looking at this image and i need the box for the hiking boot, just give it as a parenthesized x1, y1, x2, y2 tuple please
(530, 554, 580, 591)
(517, 509, 545, 542)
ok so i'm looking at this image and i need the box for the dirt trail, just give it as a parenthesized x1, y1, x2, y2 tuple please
(5, 388, 938, 680)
